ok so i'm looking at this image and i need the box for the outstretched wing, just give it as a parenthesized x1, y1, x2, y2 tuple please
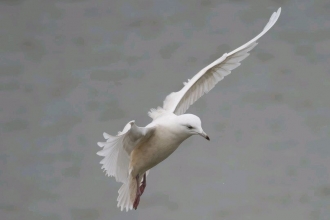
(97, 120, 154, 184)
(162, 8, 281, 115)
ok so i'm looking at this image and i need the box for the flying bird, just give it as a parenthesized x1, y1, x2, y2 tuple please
(97, 8, 281, 211)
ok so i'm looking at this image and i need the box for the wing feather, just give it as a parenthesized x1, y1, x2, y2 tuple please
(162, 8, 281, 115)
(97, 121, 154, 184)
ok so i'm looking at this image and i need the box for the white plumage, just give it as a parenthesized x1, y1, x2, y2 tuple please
(97, 8, 281, 211)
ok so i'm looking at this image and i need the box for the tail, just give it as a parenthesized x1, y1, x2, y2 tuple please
(117, 171, 149, 211)
(117, 175, 140, 211)
(117, 182, 133, 211)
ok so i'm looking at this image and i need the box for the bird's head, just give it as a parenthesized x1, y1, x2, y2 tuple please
(176, 114, 210, 141)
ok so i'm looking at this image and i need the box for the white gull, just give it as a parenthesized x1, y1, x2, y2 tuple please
(97, 8, 281, 211)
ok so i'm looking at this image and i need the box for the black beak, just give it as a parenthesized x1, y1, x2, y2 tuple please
(199, 131, 210, 141)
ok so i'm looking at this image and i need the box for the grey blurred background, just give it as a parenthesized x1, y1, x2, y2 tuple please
(0, 0, 329, 219)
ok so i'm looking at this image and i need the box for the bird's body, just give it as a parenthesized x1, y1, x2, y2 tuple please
(97, 8, 282, 211)
(130, 124, 185, 177)
(130, 113, 204, 176)
(128, 115, 193, 208)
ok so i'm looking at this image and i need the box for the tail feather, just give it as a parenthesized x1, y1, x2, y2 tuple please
(129, 175, 139, 206)
(117, 174, 145, 211)
(117, 183, 133, 211)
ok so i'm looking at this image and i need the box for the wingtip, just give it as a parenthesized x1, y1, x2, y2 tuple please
(276, 7, 281, 16)
(96, 150, 104, 156)
(103, 132, 110, 139)
(276, 7, 281, 17)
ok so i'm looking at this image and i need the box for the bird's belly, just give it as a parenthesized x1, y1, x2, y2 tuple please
(131, 132, 185, 175)
(147, 142, 181, 169)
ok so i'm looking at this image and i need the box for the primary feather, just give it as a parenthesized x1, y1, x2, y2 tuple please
(97, 121, 153, 184)
(97, 132, 129, 183)
(161, 7, 281, 115)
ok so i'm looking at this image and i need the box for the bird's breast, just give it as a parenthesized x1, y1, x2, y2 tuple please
(130, 125, 187, 175)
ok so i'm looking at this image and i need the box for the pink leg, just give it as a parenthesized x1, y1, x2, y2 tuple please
(133, 175, 141, 210)
(140, 173, 147, 195)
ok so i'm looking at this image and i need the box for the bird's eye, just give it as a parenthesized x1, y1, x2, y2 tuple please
(186, 125, 193, 129)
